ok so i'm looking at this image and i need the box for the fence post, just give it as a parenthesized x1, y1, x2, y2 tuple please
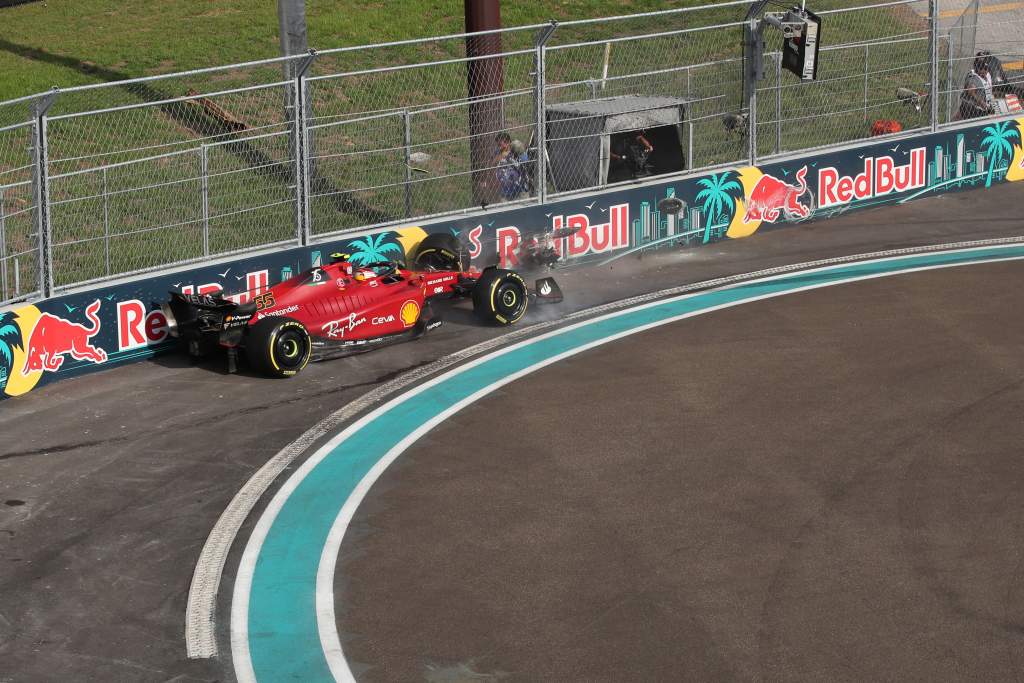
(687, 118, 693, 171)
(775, 52, 782, 154)
(200, 145, 210, 257)
(403, 110, 413, 219)
(534, 21, 558, 204)
(0, 186, 7, 301)
(929, 0, 940, 131)
(32, 88, 57, 298)
(102, 166, 110, 275)
(945, 36, 954, 124)
(743, 18, 760, 167)
(294, 50, 317, 245)
(863, 44, 870, 122)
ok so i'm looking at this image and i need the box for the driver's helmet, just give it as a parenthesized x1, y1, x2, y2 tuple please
(353, 267, 375, 281)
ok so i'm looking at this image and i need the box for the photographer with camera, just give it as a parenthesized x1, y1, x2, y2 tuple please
(609, 129, 655, 181)
(960, 53, 995, 119)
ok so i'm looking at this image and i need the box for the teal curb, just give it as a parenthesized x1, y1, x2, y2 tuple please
(243, 245, 1024, 682)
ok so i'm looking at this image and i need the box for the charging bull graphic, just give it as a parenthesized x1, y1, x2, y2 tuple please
(22, 299, 108, 375)
(743, 166, 812, 224)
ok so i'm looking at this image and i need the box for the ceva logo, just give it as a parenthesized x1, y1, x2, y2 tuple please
(818, 147, 927, 209)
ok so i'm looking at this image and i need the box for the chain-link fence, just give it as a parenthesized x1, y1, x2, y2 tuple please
(0, 96, 41, 304)
(0, 0, 1017, 305)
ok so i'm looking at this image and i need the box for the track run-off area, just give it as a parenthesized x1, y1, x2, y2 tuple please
(230, 243, 1024, 683)
(3, 182, 1024, 682)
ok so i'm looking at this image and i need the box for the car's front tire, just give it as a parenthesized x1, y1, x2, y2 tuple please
(472, 268, 528, 325)
(245, 317, 312, 377)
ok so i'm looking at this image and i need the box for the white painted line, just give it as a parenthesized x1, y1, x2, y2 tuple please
(185, 234, 1024, 661)
(312, 245, 1024, 681)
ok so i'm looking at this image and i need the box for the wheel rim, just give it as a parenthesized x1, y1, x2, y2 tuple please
(274, 329, 308, 369)
(494, 281, 526, 320)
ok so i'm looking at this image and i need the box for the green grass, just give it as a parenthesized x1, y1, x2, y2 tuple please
(0, 0, 747, 101)
(0, 0, 932, 290)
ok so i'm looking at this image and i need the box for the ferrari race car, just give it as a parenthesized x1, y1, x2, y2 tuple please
(161, 233, 562, 377)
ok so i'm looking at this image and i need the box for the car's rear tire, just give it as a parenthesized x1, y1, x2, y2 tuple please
(413, 233, 468, 272)
(245, 317, 312, 377)
(472, 268, 528, 325)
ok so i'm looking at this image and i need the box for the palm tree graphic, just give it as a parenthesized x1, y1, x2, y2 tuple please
(0, 311, 22, 390)
(695, 172, 742, 226)
(346, 233, 403, 265)
(980, 120, 1020, 187)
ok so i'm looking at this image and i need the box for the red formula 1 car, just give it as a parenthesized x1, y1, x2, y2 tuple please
(161, 234, 562, 377)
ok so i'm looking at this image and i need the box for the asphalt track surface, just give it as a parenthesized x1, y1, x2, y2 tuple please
(1, 181, 1023, 682)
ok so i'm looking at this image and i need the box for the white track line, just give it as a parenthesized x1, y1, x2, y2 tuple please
(312, 245, 1024, 681)
(185, 235, 1024, 658)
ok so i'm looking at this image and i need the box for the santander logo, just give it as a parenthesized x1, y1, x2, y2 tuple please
(818, 147, 927, 209)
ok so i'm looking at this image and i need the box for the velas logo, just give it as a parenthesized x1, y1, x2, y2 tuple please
(818, 147, 926, 209)
(742, 166, 811, 224)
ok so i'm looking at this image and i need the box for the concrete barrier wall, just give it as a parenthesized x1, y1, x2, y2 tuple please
(2, 117, 1021, 400)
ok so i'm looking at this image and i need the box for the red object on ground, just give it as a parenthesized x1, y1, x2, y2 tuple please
(871, 120, 903, 136)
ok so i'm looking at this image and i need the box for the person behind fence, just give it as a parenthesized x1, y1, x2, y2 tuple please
(609, 130, 655, 180)
(960, 53, 994, 119)
(494, 132, 530, 200)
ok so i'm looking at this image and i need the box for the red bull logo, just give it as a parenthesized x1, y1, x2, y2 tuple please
(22, 299, 107, 374)
(743, 166, 811, 224)
(818, 147, 926, 209)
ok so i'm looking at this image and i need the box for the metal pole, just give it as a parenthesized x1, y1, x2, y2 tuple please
(295, 52, 316, 244)
(946, 36, 954, 124)
(201, 145, 210, 257)
(601, 41, 612, 90)
(863, 44, 870, 122)
(929, 0, 940, 131)
(0, 186, 7, 301)
(291, 79, 303, 245)
(279, 0, 313, 166)
(465, 0, 506, 205)
(33, 88, 57, 298)
(743, 19, 761, 167)
(403, 110, 413, 219)
(687, 119, 693, 171)
(775, 52, 782, 154)
(102, 166, 110, 275)
(535, 21, 557, 204)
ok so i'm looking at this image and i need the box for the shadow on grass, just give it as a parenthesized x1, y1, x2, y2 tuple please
(0, 38, 389, 226)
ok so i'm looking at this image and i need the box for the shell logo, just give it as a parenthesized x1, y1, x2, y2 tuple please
(399, 300, 420, 328)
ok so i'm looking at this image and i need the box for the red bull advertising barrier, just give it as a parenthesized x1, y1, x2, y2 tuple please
(2, 116, 1023, 400)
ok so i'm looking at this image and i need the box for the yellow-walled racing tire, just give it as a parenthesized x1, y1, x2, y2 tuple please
(245, 317, 312, 377)
(472, 268, 528, 325)
(413, 232, 469, 272)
